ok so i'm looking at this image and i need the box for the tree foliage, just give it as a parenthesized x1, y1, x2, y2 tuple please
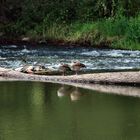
(0, 0, 139, 24)
(0, 0, 140, 49)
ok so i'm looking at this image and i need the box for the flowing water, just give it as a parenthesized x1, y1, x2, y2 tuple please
(0, 45, 140, 140)
(0, 45, 140, 71)
(0, 81, 140, 140)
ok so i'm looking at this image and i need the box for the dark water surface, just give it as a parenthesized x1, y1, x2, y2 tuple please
(1, 81, 140, 140)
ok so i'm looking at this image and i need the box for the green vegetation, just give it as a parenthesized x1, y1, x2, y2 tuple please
(0, 0, 140, 50)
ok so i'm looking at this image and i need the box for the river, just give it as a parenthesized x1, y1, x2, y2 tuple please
(0, 45, 140, 71)
(0, 44, 140, 140)
(0, 81, 140, 140)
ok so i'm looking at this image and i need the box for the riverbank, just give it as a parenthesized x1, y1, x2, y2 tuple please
(1, 68, 140, 98)
(0, 38, 100, 48)
(1, 0, 140, 50)
(1, 15, 140, 50)
(0, 68, 140, 86)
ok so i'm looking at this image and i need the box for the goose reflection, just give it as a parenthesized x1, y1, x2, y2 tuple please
(57, 85, 83, 101)
(57, 85, 73, 98)
(70, 87, 83, 101)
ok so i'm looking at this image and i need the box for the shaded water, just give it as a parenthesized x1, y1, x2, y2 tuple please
(0, 81, 140, 140)
(0, 45, 140, 71)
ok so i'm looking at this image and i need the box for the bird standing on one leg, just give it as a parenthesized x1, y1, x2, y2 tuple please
(58, 63, 71, 76)
(71, 61, 86, 75)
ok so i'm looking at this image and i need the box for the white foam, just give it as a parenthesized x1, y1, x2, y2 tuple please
(0, 57, 6, 60)
(113, 66, 134, 70)
(21, 49, 30, 53)
(2, 45, 17, 48)
(81, 51, 100, 56)
(107, 51, 123, 57)
(8, 45, 17, 48)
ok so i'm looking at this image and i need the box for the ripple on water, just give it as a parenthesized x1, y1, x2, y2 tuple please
(0, 46, 140, 71)
(21, 49, 30, 53)
(1, 45, 17, 49)
(0, 57, 6, 60)
(105, 50, 124, 57)
(81, 50, 100, 57)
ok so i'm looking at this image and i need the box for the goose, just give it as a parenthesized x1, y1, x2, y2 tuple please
(58, 63, 71, 76)
(71, 61, 86, 75)
(21, 65, 34, 74)
(32, 65, 46, 72)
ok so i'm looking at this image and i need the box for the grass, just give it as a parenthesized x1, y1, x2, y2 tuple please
(1, 14, 140, 50)
(25, 14, 140, 50)
(97, 15, 140, 50)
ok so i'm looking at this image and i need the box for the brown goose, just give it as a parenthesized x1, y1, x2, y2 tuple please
(58, 63, 71, 76)
(71, 61, 86, 75)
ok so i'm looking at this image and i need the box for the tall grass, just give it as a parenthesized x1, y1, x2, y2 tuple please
(17, 13, 140, 50)
(97, 15, 140, 49)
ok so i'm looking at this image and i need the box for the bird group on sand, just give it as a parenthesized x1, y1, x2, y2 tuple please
(15, 60, 86, 76)
(58, 61, 86, 75)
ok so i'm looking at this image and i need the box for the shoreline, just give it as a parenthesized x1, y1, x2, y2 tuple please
(0, 38, 116, 50)
(1, 77, 140, 98)
(0, 68, 140, 86)
(0, 38, 139, 51)
(0, 68, 140, 98)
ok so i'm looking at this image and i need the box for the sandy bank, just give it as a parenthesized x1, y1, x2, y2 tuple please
(1, 67, 140, 98)
(0, 67, 140, 86)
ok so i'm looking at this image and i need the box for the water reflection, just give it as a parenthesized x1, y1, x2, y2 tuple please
(66, 83, 140, 98)
(57, 83, 140, 102)
(57, 85, 73, 98)
(57, 85, 83, 101)
(70, 87, 83, 101)
(0, 81, 140, 140)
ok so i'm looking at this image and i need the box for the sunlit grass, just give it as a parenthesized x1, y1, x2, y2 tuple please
(26, 14, 140, 50)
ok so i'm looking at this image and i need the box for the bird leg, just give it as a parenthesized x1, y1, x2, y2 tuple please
(63, 71, 65, 76)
